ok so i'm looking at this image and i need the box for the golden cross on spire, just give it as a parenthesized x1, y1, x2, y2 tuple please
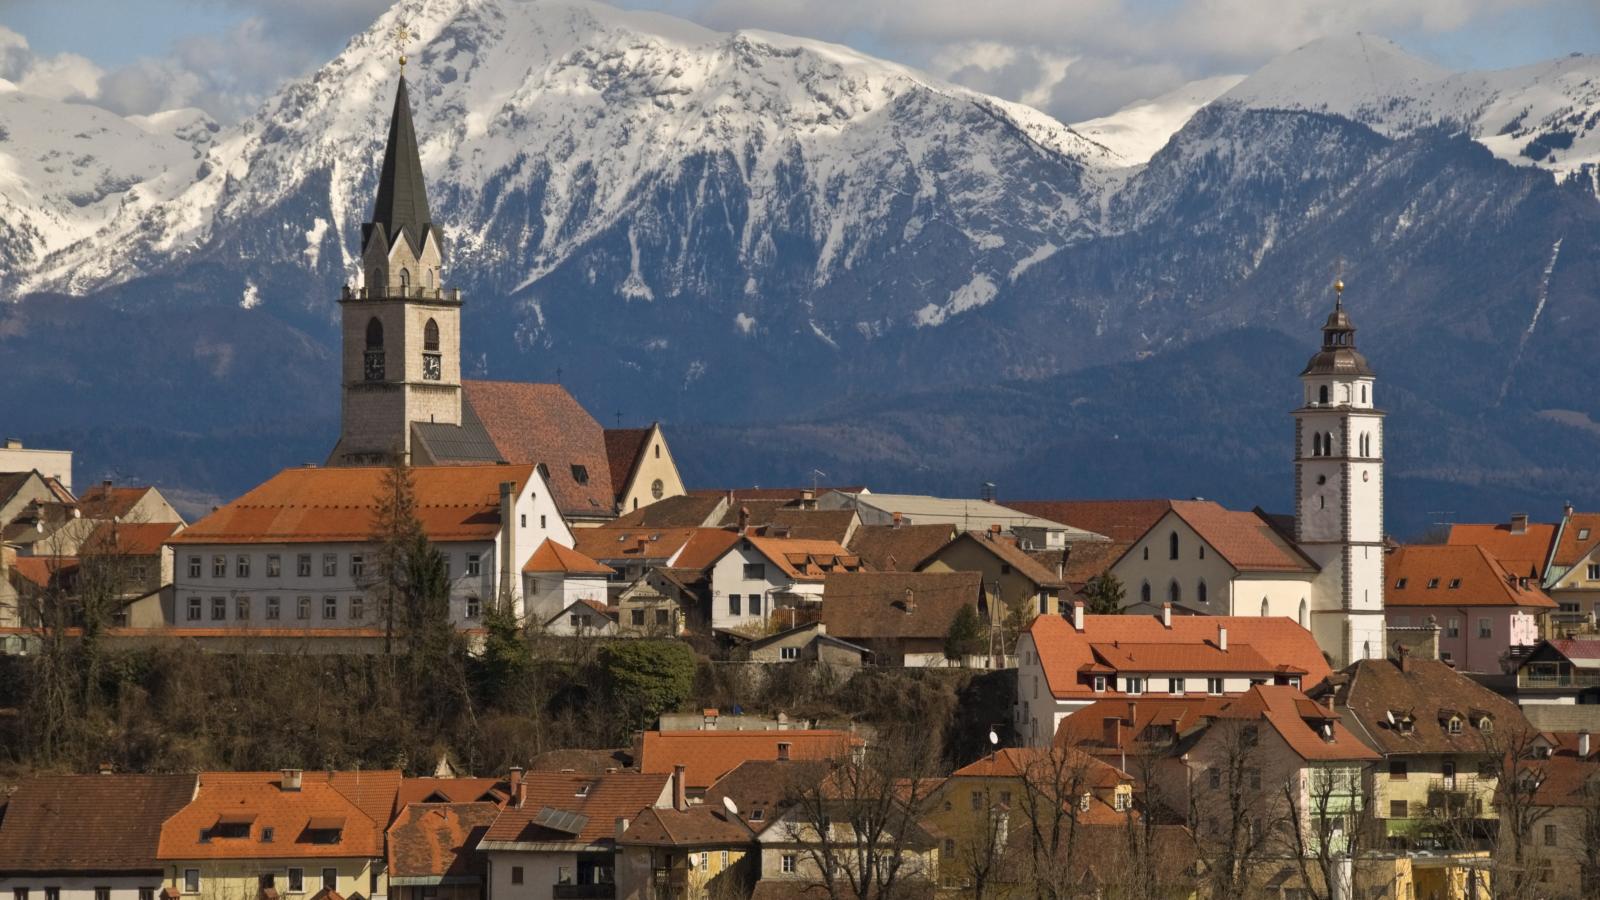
(391, 22, 411, 71)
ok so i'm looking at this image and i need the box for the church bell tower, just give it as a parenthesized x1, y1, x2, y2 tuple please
(328, 70, 463, 466)
(1293, 278, 1387, 667)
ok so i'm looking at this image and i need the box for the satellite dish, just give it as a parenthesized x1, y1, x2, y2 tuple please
(722, 796, 739, 816)
(988, 729, 1000, 747)
(1385, 711, 1396, 727)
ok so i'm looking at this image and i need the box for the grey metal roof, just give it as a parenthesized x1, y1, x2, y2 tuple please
(532, 806, 590, 835)
(411, 401, 503, 464)
(366, 75, 433, 257)
(823, 491, 1107, 541)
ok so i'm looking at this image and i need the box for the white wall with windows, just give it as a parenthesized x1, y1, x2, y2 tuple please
(707, 540, 823, 632)
(0, 877, 162, 900)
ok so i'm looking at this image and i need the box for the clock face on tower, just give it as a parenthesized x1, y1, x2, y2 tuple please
(423, 352, 442, 381)
(364, 350, 385, 382)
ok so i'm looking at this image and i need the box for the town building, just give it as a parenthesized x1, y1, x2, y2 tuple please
(705, 532, 860, 634)
(385, 802, 499, 900)
(0, 438, 73, 491)
(919, 528, 1069, 616)
(1383, 544, 1555, 672)
(1510, 638, 1600, 705)
(818, 570, 986, 666)
(605, 423, 688, 517)
(523, 538, 614, 624)
(615, 803, 757, 899)
(1507, 730, 1600, 897)
(168, 464, 569, 632)
(844, 522, 956, 572)
(741, 621, 871, 668)
(635, 730, 859, 797)
(1540, 507, 1600, 632)
(1014, 605, 1332, 746)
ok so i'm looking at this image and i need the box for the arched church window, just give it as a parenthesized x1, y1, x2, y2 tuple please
(1313, 432, 1324, 457)
(1260, 597, 1269, 617)
(1169, 532, 1179, 560)
(399, 268, 411, 293)
(426, 268, 435, 288)
(1318, 495, 1325, 510)
(1298, 599, 1308, 628)
(1318, 385, 1329, 405)
(424, 319, 440, 352)
(1325, 431, 1335, 455)
(1361, 384, 1368, 404)
(1168, 580, 1181, 604)
(365, 318, 383, 349)
(363, 318, 385, 382)
(1197, 580, 1208, 604)
(1140, 582, 1151, 605)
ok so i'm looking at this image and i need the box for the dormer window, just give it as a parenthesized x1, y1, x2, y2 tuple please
(1449, 579, 1461, 589)
(1394, 578, 1407, 589)
(1092, 675, 1106, 693)
(1581, 529, 1592, 541)
(1426, 579, 1439, 589)
(1448, 717, 1463, 735)
(1479, 717, 1494, 733)
(575, 782, 592, 797)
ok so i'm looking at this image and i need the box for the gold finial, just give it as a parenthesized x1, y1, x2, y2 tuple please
(1334, 258, 1345, 307)
(391, 23, 411, 70)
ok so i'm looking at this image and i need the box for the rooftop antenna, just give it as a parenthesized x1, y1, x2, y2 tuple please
(812, 469, 827, 495)
(555, 366, 563, 384)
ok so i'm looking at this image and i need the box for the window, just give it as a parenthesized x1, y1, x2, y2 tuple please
(1299, 598, 1308, 628)
(1169, 531, 1179, 560)
(188, 556, 201, 578)
(350, 554, 364, 578)
(1207, 677, 1224, 695)
(442, 554, 451, 578)
(323, 596, 338, 620)
(1449, 718, 1463, 735)
(782, 854, 797, 874)
(213, 555, 226, 578)
(1389, 760, 1408, 779)
(1197, 580, 1208, 604)
(632, 609, 645, 626)
(322, 554, 337, 577)
(267, 554, 281, 577)
(652, 478, 664, 499)
(1208, 768, 1221, 790)
(1588, 564, 1598, 580)
(1478, 618, 1492, 640)
(520, 514, 526, 527)
(297, 554, 312, 577)
(466, 554, 482, 576)
(744, 563, 766, 580)
(729, 594, 742, 616)
(1092, 675, 1106, 692)
(236, 596, 251, 620)
(1140, 582, 1151, 604)
(511, 867, 524, 886)
(1390, 800, 1408, 818)
(1260, 597, 1269, 617)
(1545, 823, 1558, 846)
(1318, 385, 1329, 405)
(1143, 547, 1149, 560)
(297, 596, 311, 620)
(781, 646, 800, 660)
(751, 594, 762, 616)
(571, 464, 589, 484)
(47, 891, 61, 900)
(141, 890, 154, 900)
(211, 597, 226, 621)
(187, 596, 202, 621)
(1447, 617, 1461, 638)
(184, 871, 201, 894)
(750, 808, 764, 821)
(398, 268, 410, 291)
(1582, 529, 1592, 541)
(321, 870, 337, 892)
(236, 555, 250, 578)
(424, 317, 440, 351)
(266, 596, 281, 620)
(656, 608, 670, 626)
(466, 597, 481, 619)
(1448, 578, 1461, 589)
(1168, 581, 1180, 604)
(262, 826, 274, 842)
(1169, 677, 1185, 694)
(1198, 545, 1205, 560)
(350, 596, 365, 621)
(1124, 677, 1144, 695)
(1426, 578, 1439, 589)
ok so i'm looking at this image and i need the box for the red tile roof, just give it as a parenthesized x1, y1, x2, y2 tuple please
(702, 759, 829, 834)
(481, 772, 670, 846)
(158, 770, 400, 859)
(637, 730, 859, 791)
(846, 523, 957, 571)
(949, 747, 1128, 789)
(75, 484, 154, 520)
(1385, 544, 1557, 609)
(604, 428, 653, 504)
(1240, 685, 1379, 762)
(670, 528, 745, 572)
(0, 774, 196, 872)
(524, 538, 614, 575)
(573, 526, 700, 563)
(1552, 513, 1600, 568)
(1005, 500, 1175, 545)
(619, 805, 755, 846)
(740, 535, 859, 582)
(82, 520, 183, 556)
(1312, 657, 1531, 756)
(1447, 521, 1558, 581)
(463, 381, 615, 519)
(611, 494, 725, 529)
(387, 802, 498, 879)
(169, 465, 532, 545)
(820, 571, 984, 641)
(396, 777, 509, 808)
(1025, 613, 1331, 700)
(1164, 501, 1319, 573)
(9, 555, 78, 590)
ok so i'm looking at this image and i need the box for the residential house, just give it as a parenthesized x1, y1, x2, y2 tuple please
(75, 481, 185, 526)
(615, 803, 758, 899)
(752, 784, 938, 899)
(0, 469, 72, 531)
(1109, 500, 1321, 623)
(1446, 513, 1558, 584)
(845, 523, 957, 572)
(604, 423, 687, 516)
(818, 571, 986, 667)
(635, 730, 860, 797)
(702, 759, 830, 837)
(1384, 544, 1555, 672)
(386, 803, 499, 900)
(741, 621, 870, 668)
(0, 773, 196, 900)
(156, 768, 402, 900)
(706, 531, 860, 634)
(1014, 605, 1332, 746)
(167, 464, 569, 634)
(1540, 508, 1600, 632)
(479, 769, 675, 898)
(918, 529, 1068, 616)
(0, 438, 73, 490)
(572, 527, 700, 594)
(1512, 638, 1600, 705)
(1505, 730, 1600, 897)
(80, 520, 184, 627)
(543, 597, 619, 636)
(614, 568, 698, 635)
(819, 491, 1102, 551)
(523, 538, 614, 624)
(1309, 655, 1530, 850)
(609, 494, 729, 530)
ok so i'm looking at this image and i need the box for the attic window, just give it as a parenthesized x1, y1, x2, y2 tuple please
(1582, 529, 1592, 541)
(261, 826, 274, 843)
(1479, 717, 1494, 733)
(1448, 718, 1463, 735)
(750, 808, 764, 821)
(571, 464, 589, 484)
(1448, 579, 1462, 589)
(1426, 579, 1440, 589)
(1394, 578, 1407, 589)
(576, 782, 592, 797)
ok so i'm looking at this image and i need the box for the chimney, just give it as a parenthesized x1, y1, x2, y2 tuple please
(616, 816, 631, 840)
(1581, 731, 1592, 758)
(1072, 600, 1085, 632)
(509, 766, 524, 806)
(1218, 626, 1228, 652)
(904, 587, 916, 614)
(892, 512, 904, 529)
(672, 764, 687, 811)
(3, 438, 19, 449)
(988, 523, 1002, 540)
(1162, 603, 1172, 629)
(499, 481, 517, 608)
(1511, 513, 1529, 535)
(800, 489, 816, 509)
(1566, 502, 1576, 519)
(738, 505, 750, 532)
(281, 769, 303, 792)
(777, 741, 792, 761)
(1396, 644, 1411, 673)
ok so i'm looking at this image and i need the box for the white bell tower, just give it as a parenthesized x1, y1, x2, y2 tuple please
(1293, 278, 1386, 668)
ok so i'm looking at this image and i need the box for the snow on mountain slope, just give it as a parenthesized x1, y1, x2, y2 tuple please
(1224, 34, 1600, 188)
(0, 92, 217, 291)
(19, 0, 1115, 304)
(1071, 75, 1245, 167)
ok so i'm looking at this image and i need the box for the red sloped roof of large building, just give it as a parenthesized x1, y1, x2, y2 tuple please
(387, 802, 499, 879)
(0, 774, 197, 871)
(604, 427, 652, 503)
(1552, 513, 1600, 568)
(481, 772, 670, 845)
(1167, 501, 1318, 573)
(1446, 521, 1557, 580)
(670, 528, 744, 572)
(1025, 613, 1331, 700)
(1006, 500, 1175, 545)
(1385, 544, 1557, 609)
(158, 770, 401, 859)
(169, 465, 531, 545)
(523, 538, 614, 575)
(637, 730, 860, 791)
(82, 521, 183, 556)
(463, 380, 614, 518)
(75, 484, 154, 520)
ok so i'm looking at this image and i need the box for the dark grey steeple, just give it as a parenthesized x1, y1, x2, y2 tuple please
(364, 75, 433, 257)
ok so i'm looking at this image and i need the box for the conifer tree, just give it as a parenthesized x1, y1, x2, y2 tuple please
(369, 450, 423, 656)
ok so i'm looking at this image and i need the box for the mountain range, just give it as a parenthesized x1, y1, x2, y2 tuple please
(2, 0, 1598, 534)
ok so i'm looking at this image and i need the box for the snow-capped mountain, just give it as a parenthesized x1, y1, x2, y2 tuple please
(2, 0, 1599, 520)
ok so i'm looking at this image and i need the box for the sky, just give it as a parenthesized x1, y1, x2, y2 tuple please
(1, 0, 1597, 123)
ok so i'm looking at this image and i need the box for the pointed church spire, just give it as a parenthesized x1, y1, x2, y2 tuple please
(366, 75, 433, 257)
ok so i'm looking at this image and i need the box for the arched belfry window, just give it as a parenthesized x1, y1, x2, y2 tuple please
(426, 268, 435, 288)
(1260, 597, 1269, 617)
(363, 317, 385, 382)
(399, 268, 411, 293)
(365, 317, 383, 349)
(421, 318, 442, 381)
(1318, 385, 1329, 405)
(1325, 431, 1335, 455)
(424, 319, 440, 352)
(1169, 531, 1180, 560)
(1362, 384, 1368, 404)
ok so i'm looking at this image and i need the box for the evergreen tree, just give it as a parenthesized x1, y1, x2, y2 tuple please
(944, 603, 987, 664)
(1082, 572, 1126, 615)
(369, 451, 423, 656)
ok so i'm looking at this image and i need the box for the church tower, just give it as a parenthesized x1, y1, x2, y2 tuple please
(1294, 279, 1387, 667)
(329, 73, 463, 466)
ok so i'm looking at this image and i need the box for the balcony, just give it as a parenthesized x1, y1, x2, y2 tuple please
(552, 886, 615, 899)
(1517, 670, 1600, 689)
